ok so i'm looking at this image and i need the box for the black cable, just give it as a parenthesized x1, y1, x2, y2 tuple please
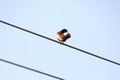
(0, 58, 64, 80)
(0, 20, 120, 66)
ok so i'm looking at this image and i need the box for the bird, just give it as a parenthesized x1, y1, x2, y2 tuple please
(56, 29, 71, 42)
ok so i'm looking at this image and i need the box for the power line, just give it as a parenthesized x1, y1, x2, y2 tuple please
(0, 58, 64, 80)
(0, 20, 120, 66)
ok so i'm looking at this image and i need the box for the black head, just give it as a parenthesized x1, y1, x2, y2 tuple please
(61, 29, 68, 33)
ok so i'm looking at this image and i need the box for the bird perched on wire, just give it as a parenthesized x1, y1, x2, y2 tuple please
(56, 29, 71, 42)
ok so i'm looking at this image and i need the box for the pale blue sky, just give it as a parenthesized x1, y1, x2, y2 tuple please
(0, 0, 120, 80)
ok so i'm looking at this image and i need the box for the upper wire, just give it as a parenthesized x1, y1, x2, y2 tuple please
(0, 20, 120, 66)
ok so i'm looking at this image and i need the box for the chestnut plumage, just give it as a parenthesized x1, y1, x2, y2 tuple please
(56, 29, 71, 42)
